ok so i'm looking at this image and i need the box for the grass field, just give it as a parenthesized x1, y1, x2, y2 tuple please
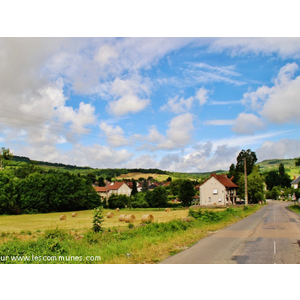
(0, 205, 263, 264)
(115, 172, 170, 181)
(0, 208, 188, 233)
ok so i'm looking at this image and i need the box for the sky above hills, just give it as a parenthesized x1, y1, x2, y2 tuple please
(1, 37, 300, 172)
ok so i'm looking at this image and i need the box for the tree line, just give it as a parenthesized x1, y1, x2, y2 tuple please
(0, 162, 101, 215)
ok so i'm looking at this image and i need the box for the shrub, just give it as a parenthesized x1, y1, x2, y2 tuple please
(92, 206, 104, 233)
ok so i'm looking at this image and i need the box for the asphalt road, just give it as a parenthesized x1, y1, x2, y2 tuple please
(161, 201, 300, 264)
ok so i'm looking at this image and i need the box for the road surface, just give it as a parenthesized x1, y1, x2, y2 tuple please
(161, 201, 300, 264)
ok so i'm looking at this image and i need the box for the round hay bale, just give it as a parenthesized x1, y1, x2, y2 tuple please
(181, 217, 193, 222)
(115, 208, 120, 212)
(71, 213, 77, 217)
(107, 212, 114, 218)
(119, 214, 127, 221)
(165, 208, 171, 212)
(124, 214, 136, 223)
(141, 214, 154, 223)
(60, 215, 67, 221)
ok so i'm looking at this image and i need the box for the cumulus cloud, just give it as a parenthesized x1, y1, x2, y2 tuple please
(155, 142, 239, 172)
(99, 121, 128, 147)
(256, 138, 300, 161)
(242, 62, 300, 124)
(160, 87, 209, 114)
(232, 113, 266, 135)
(108, 76, 151, 116)
(160, 95, 194, 114)
(158, 113, 194, 149)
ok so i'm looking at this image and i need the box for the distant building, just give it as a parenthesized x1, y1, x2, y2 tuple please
(200, 174, 239, 206)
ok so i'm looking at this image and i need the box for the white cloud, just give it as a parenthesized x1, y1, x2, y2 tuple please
(56, 102, 97, 134)
(99, 121, 128, 147)
(204, 119, 235, 126)
(156, 142, 239, 172)
(158, 113, 194, 149)
(160, 87, 209, 114)
(209, 37, 300, 59)
(160, 95, 194, 114)
(242, 62, 300, 124)
(256, 138, 300, 161)
(232, 113, 266, 135)
(195, 87, 209, 105)
(108, 76, 151, 116)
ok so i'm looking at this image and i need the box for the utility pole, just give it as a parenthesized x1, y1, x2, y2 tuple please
(244, 157, 248, 205)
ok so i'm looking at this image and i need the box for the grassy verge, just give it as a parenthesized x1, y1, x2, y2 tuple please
(0, 205, 262, 264)
(288, 204, 300, 213)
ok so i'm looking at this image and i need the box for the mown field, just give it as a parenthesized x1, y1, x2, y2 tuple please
(0, 208, 188, 233)
(116, 172, 170, 181)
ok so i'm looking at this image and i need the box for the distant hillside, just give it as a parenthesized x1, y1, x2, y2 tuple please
(257, 158, 299, 177)
(10, 155, 226, 180)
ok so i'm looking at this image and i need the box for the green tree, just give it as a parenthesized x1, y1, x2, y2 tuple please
(108, 194, 129, 209)
(131, 179, 138, 196)
(98, 177, 105, 187)
(265, 170, 281, 190)
(238, 166, 265, 204)
(295, 157, 300, 167)
(169, 179, 184, 196)
(145, 186, 168, 208)
(131, 192, 149, 208)
(236, 149, 257, 175)
(0, 147, 13, 170)
(141, 179, 148, 192)
(178, 179, 196, 206)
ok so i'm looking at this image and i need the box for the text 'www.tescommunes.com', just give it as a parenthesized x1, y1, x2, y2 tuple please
(0, 255, 101, 262)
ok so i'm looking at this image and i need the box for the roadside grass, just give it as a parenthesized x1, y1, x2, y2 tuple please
(0, 204, 262, 264)
(288, 204, 300, 213)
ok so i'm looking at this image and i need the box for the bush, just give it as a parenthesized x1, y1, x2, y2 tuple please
(92, 206, 104, 233)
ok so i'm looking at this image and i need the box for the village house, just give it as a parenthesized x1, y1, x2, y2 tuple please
(291, 176, 300, 189)
(199, 173, 239, 206)
(94, 182, 132, 203)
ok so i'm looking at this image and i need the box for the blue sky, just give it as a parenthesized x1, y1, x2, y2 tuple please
(1, 37, 300, 172)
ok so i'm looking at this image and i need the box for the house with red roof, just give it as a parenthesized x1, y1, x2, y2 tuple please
(94, 182, 132, 201)
(199, 173, 239, 206)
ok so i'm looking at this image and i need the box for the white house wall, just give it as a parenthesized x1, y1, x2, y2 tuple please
(200, 177, 226, 206)
(117, 183, 132, 197)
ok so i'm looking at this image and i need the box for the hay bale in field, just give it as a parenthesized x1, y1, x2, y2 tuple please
(60, 215, 67, 221)
(141, 214, 154, 223)
(124, 214, 136, 223)
(115, 208, 120, 212)
(72, 213, 77, 217)
(165, 208, 171, 212)
(181, 217, 193, 222)
(107, 212, 114, 218)
(119, 214, 127, 221)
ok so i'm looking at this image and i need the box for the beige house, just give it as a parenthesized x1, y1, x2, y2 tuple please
(94, 182, 132, 200)
(199, 174, 238, 206)
(291, 176, 300, 189)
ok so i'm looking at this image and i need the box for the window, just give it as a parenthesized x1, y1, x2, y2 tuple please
(213, 189, 218, 195)
(208, 197, 211, 202)
(218, 198, 222, 202)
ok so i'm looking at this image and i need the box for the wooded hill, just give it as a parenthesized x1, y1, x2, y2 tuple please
(9, 155, 300, 179)
(257, 158, 299, 177)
